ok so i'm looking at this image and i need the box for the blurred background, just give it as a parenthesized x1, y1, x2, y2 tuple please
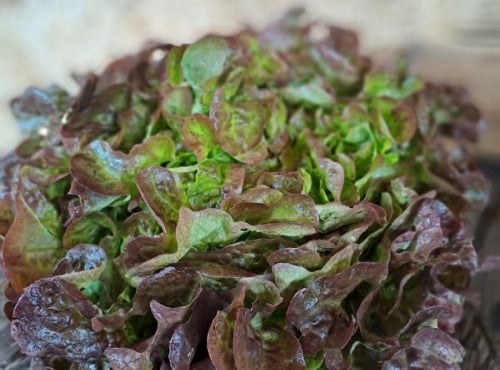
(0, 0, 500, 351)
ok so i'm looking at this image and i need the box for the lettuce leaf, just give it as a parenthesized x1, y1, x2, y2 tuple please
(0, 9, 488, 369)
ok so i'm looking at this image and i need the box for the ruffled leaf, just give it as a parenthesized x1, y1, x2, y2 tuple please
(11, 278, 102, 362)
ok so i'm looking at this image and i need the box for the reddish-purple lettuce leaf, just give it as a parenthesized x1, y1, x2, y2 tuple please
(135, 166, 181, 227)
(2, 190, 63, 293)
(105, 347, 152, 370)
(207, 287, 246, 370)
(52, 244, 107, 288)
(71, 133, 175, 196)
(267, 240, 325, 270)
(233, 308, 306, 370)
(286, 262, 387, 356)
(11, 278, 102, 362)
(168, 288, 228, 370)
(149, 299, 193, 355)
(131, 267, 200, 315)
(181, 238, 286, 275)
(381, 328, 465, 370)
(123, 231, 178, 279)
(67, 180, 124, 219)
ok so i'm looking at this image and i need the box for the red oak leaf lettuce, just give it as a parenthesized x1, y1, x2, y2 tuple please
(0, 9, 489, 370)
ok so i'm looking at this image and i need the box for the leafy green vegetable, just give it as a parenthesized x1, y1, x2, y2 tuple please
(0, 9, 488, 369)
(11, 279, 102, 362)
(181, 37, 231, 91)
(3, 188, 63, 292)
